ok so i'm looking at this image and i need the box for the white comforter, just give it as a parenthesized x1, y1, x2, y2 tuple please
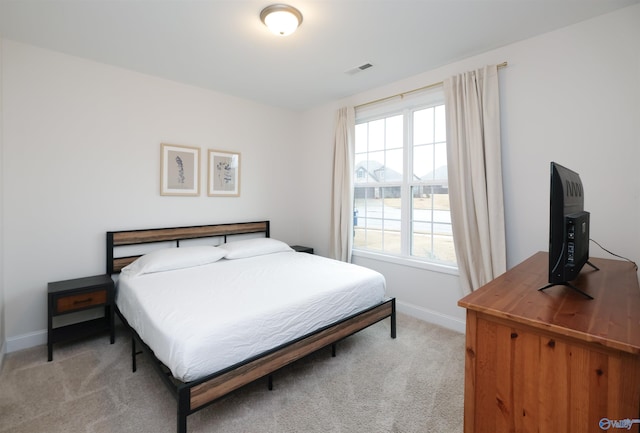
(116, 251, 386, 382)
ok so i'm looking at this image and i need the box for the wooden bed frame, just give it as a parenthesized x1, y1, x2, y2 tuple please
(106, 220, 396, 433)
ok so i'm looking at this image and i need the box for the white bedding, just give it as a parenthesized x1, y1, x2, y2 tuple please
(116, 250, 386, 382)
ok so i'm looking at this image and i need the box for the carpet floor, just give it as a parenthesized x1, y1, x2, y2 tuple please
(0, 313, 465, 433)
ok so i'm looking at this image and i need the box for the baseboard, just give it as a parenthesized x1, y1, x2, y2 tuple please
(2, 303, 466, 354)
(5, 308, 105, 354)
(5, 329, 46, 354)
(396, 300, 466, 334)
(0, 339, 6, 372)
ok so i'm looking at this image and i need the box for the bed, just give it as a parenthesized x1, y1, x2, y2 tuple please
(107, 221, 396, 433)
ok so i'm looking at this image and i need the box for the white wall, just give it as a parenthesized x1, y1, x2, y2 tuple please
(1, 40, 304, 350)
(298, 4, 640, 331)
(498, 6, 640, 268)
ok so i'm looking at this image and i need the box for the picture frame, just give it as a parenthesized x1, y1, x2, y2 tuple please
(208, 149, 240, 197)
(160, 143, 200, 196)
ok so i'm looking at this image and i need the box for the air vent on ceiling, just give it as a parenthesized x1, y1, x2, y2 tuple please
(345, 63, 374, 75)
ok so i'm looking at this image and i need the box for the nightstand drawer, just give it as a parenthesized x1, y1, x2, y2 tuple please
(55, 289, 107, 313)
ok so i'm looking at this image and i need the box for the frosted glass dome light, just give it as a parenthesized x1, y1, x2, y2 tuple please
(260, 4, 303, 36)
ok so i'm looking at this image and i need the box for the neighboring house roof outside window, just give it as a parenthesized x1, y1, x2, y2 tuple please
(355, 160, 448, 183)
(354, 160, 402, 183)
(421, 165, 448, 182)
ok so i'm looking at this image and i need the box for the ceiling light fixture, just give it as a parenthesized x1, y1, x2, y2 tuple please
(260, 4, 303, 36)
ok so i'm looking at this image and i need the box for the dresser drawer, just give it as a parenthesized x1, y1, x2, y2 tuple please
(55, 289, 107, 313)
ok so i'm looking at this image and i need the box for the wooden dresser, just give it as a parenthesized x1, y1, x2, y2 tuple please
(458, 252, 640, 433)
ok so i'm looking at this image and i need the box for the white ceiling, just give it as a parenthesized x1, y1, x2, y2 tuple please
(1, 0, 637, 111)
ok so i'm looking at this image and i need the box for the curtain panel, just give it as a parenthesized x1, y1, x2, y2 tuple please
(444, 65, 506, 293)
(330, 107, 355, 262)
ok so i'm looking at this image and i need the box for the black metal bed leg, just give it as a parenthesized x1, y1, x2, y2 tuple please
(390, 299, 397, 339)
(177, 388, 189, 433)
(177, 413, 187, 433)
(331, 343, 337, 357)
(131, 335, 137, 372)
(268, 375, 273, 391)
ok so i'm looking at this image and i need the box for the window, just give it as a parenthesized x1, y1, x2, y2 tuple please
(353, 88, 456, 267)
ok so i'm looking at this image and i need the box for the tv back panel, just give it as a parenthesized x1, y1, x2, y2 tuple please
(542, 162, 597, 299)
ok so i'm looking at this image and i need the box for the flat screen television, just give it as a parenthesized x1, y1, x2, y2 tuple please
(540, 162, 598, 299)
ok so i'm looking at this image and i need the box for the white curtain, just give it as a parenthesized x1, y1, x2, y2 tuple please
(444, 65, 506, 293)
(330, 107, 355, 262)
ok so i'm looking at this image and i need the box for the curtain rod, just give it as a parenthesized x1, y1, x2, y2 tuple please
(355, 61, 508, 110)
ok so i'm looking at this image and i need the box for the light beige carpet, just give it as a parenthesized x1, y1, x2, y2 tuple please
(0, 313, 465, 433)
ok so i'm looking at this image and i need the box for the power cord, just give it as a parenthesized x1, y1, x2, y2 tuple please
(590, 238, 638, 271)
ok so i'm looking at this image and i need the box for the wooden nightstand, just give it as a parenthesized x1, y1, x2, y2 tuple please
(47, 274, 115, 361)
(290, 245, 314, 254)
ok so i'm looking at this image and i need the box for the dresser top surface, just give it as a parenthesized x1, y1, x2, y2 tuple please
(458, 251, 640, 354)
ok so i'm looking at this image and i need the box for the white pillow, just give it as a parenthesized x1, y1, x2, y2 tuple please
(219, 238, 293, 259)
(122, 246, 227, 277)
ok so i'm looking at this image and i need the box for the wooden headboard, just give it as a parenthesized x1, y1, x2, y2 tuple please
(106, 221, 270, 274)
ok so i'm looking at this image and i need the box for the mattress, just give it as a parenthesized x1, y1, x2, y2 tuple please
(116, 250, 386, 382)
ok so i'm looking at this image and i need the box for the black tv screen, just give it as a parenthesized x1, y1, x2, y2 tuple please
(548, 162, 591, 285)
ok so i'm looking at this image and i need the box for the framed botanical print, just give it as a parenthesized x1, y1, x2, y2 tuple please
(208, 149, 240, 197)
(160, 143, 200, 196)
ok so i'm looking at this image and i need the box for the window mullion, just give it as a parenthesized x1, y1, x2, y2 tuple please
(401, 109, 412, 257)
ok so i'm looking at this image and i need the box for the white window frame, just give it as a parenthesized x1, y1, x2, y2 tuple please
(353, 87, 458, 274)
